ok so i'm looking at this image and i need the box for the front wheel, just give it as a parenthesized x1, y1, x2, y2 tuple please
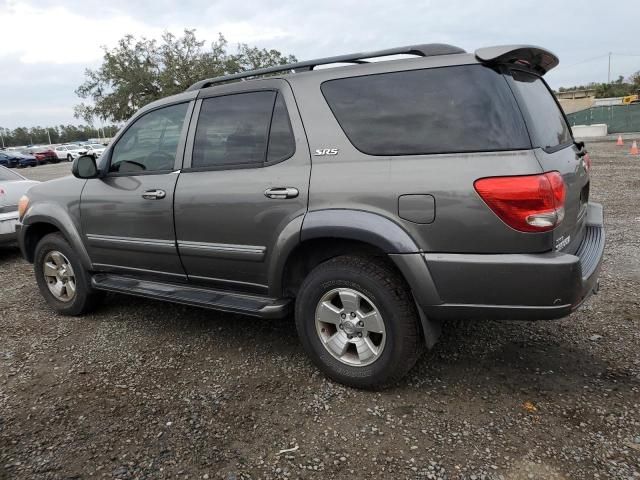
(295, 255, 422, 389)
(34, 233, 104, 315)
(67, 154, 73, 162)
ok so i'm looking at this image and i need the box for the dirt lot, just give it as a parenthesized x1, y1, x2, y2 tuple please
(1, 141, 639, 480)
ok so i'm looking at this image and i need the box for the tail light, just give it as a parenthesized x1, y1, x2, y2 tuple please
(474, 171, 566, 232)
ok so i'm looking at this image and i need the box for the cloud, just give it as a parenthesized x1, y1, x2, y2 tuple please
(1, 0, 639, 127)
(0, 1, 164, 64)
(0, 1, 292, 65)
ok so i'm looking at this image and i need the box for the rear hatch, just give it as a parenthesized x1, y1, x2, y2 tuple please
(506, 69, 590, 254)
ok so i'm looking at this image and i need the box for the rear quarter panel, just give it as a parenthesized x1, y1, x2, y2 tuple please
(290, 61, 553, 254)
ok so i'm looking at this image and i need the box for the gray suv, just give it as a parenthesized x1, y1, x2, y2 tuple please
(17, 44, 605, 388)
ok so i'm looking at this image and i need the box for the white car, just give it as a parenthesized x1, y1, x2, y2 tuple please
(54, 145, 88, 162)
(84, 143, 106, 157)
(0, 166, 39, 244)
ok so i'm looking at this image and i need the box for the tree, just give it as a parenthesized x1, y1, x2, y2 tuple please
(0, 124, 121, 148)
(75, 30, 296, 123)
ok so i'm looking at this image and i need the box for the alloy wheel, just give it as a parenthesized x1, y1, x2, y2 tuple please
(43, 250, 76, 302)
(314, 287, 386, 366)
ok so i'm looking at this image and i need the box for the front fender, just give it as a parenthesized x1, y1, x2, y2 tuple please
(21, 202, 92, 270)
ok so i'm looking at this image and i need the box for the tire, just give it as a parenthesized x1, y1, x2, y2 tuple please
(34, 232, 104, 315)
(67, 155, 73, 162)
(295, 255, 422, 389)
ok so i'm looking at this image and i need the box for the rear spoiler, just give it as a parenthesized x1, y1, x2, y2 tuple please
(475, 45, 559, 75)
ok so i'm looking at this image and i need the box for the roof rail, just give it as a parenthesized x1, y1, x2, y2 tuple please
(186, 43, 466, 91)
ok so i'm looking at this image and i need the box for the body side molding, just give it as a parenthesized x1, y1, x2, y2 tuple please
(178, 240, 266, 262)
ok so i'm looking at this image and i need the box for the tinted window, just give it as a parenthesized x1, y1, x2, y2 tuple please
(110, 102, 188, 173)
(192, 91, 275, 168)
(321, 65, 530, 156)
(267, 94, 295, 163)
(510, 70, 572, 150)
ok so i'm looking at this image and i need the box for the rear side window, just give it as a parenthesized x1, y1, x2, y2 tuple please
(321, 65, 531, 156)
(267, 94, 295, 164)
(509, 70, 572, 150)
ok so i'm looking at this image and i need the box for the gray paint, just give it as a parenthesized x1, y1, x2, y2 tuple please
(174, 79, 310, 291)
(20, 175, 92, 269)
(80, 171, 185, 280)
(301, 209, 418, 253)
(398, 194, 435, 224)
(18, 44, 605, 327)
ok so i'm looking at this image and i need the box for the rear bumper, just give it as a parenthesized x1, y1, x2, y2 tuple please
(398, 202, 605, 321)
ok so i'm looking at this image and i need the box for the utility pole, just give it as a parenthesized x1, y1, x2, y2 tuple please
(608, 52, 612, 84)
(0, 128, 5, 149)
(47, 129, 52, 145)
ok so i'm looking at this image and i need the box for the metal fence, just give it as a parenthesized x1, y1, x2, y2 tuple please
(566, 104, 640, 134)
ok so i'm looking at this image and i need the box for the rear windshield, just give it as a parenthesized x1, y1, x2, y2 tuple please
(509, 70, 572, 150)
(321, 65, 531, 156)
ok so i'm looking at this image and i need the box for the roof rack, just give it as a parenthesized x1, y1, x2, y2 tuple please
(186, 43, 466, 91)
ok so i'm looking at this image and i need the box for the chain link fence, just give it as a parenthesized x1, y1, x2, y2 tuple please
(566, 104, 640, 133)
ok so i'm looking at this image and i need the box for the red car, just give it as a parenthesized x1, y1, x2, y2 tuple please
(23, 147, 59, 164)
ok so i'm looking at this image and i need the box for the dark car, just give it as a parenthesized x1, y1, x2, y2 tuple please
(0, 151, 20, 168)
(14, 152, 37, 168)
(17, 44, 604, 389)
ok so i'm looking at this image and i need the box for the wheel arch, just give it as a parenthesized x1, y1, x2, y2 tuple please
(21, 205, 92, 270)
(272, 209, 442, 348)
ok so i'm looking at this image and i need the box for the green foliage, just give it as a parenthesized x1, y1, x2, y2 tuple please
(0, 125, 120, 148)
(74, 30, 296, 123)
(556, 71, 640, 98)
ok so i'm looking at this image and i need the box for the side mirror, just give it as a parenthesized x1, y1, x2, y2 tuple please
(72, 155, 101, 179)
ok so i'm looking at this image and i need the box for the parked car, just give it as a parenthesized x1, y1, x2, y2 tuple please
(0, 166, 38, 244)
(17, 44, 605, 389)
(53, 144, 87, 162)
(84, 143, 106, 157)
(12, 152, 37, 168)
(28, 147, 59, 164)
(0, 151, 21, 168)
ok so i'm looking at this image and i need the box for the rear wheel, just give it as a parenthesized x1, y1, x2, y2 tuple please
(295, 255, 422, 389)
(34, 233, 104, 315)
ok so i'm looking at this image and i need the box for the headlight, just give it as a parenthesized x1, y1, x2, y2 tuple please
(18, 195, 29, 220)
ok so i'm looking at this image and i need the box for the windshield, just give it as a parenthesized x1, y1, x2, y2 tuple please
(66, 145, 84, 151)
(509, 69, 572, 150)
(0, 166, 24, 181)
(90, 144, 104, 148)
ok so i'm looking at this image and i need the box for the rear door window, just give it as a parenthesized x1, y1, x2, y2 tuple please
(192, 91, 275, 169)
(321, 65, 531, 156)
(509, 69, 572, 151)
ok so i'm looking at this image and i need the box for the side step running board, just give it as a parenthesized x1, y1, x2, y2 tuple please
(91, 273, 291, 319)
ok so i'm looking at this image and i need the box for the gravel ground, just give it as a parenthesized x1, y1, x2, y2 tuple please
(1, 141, 639, 480)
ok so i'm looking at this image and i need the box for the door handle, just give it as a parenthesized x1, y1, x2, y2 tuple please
(264, 187, 299, 199)
(142, 189, 166, 200)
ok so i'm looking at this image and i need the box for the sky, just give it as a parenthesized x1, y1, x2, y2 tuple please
(1, 0, 639, 128)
